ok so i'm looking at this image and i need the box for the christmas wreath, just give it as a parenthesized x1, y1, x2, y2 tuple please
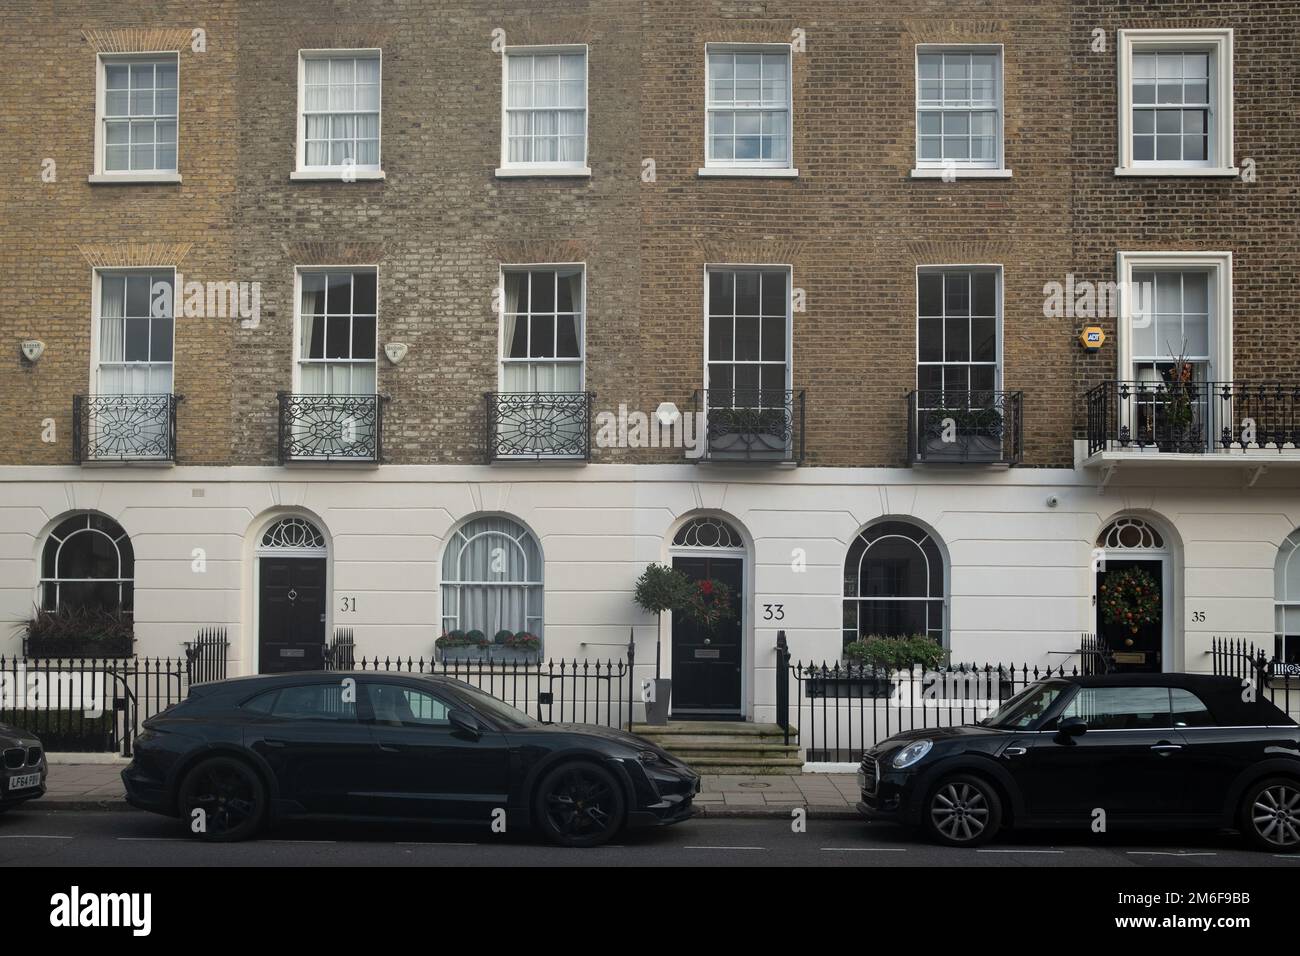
(1099, 567, 1160, 635)
(681, 578, 735, 632)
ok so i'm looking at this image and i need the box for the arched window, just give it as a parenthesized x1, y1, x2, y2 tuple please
(1097, 516, 1165, 551)
(440, 516, 543, 641)
(1276, 530, 1300, 664)
(40, 514, 134, 612)
(259, 516, 327, 554)
(843, 521, 944, 646)
(672, 516, 744, 550)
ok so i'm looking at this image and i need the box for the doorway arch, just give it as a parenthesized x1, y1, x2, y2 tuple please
(254, 515, 329, 673)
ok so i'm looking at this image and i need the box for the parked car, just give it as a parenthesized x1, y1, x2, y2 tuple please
(857, 673, 1300, 852)
(122, 671, 699, 846)
(0, 722, 47, 812)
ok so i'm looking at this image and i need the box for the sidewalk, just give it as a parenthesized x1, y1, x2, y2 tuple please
(34, 761, 861, 818)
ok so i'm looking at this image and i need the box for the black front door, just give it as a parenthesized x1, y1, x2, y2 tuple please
(259, 557, 327, 673)
(1096, 558, 1164, 673)
(671, 556, 743, 716)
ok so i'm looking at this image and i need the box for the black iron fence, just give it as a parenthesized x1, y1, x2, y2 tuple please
(0, 655, 187, 757)
(326, 627, 356, 670)
(183, 627, 229, 684)
(1087, 380, 1300, 456)
(340, 655, 634, 729)
(277, 392, 387, 462)
(693, 388, 805, 463)
(73, 393, 181, 463)
(1210, 637, 1300, 721)
(485, 391, 595, 461)
(907, 389, 1023, 465)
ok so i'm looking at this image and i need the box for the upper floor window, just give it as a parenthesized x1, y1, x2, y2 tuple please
(497, 47, 589, 177)
(92, 54, 180, 183)
(500, 266, 584, 393)
(1115, 29, 1236, 176)
(296, 269, 378, 395)
(701, 45, 796, 177)
(94, 270, 175, 396)
(913, 46, 1008, 178)
(294, 50, 383, 180)
(917, 267, 999, 400)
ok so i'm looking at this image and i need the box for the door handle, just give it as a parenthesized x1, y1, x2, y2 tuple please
(1150, 742, 1182, 754)
(379, 744, 402, 753)
(1003, 747, 1027, 757)
(264, 738, 286, 748)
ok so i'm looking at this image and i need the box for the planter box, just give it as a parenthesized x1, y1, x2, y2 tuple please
(25, 635, 135, 659)
(437, 646, 490, 663)
(488, 645, 540, 664)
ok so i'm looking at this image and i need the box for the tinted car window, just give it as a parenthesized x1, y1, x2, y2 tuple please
(242, 690, 277, 714)
(982, 682, 1067, 729)
(367, 684, 451, 727)
(1170, 688, 1215, 727)
(270, 684, 358, 722)
(1062, 686, 1171, 730)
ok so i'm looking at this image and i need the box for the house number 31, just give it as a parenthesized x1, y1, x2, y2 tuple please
(340, 596, 357, 612)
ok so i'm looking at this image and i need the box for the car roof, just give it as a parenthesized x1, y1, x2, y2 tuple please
(1050, 672, 1295, 726)
(191, 671, 461, 694)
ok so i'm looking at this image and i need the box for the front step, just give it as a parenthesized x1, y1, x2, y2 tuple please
(631, 722, 802, 774)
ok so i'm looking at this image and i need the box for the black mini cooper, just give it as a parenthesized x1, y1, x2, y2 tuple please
(123, 672, 699, 846)
(858, 673, 1300, 851)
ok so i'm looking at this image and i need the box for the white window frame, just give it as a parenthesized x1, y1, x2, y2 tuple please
(701, 264, 795, 401)
(1115, 29, 1236, 177)
(90, 52, 182, 184)
(291, 265, 380, 395)
(89, 266, 177, 396)
(496, 44, 591, 178)
(699, 43, 798, 178)
(914, 263, 1004, 396)
(911, 44, 1011, 179)
(496, 263, 587, 392)
(1115, 251, 1233, 382)
(292, 49, 385, 181)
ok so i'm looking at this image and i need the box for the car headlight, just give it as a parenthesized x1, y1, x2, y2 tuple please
(636, 750, 661, 765)
(891, 739, 933, 769)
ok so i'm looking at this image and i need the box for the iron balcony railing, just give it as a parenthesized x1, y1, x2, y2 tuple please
(277, 392, 387, 463)
(73, 393, 181, 463)
(1086, 381, 1300, 456)
(485, 391, 594, 461)
(693, 388, 805, 463)
(907, 389, 1023, 465)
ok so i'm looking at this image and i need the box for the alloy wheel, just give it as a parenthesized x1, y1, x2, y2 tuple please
(186, 762, 259, 837)
(1251, 783, 1300, 847)
(930, 781, 991, 843)
(544, 767, 617, 839)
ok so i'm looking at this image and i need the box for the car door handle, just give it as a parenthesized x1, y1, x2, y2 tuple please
(264, 738, 287, 748)
(1150, 742, 1182, 754)
(1003, 747, 1028, 757)
(379, 744, 402, 753)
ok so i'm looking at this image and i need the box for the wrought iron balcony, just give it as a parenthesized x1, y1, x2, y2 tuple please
(277, 392, 387, 463)
(1086, 381, 1300, 456)
(73, 394, 181, 463)
(693, 388, 805, 463)
(485, 391, 594, 461)
(907, 390, 1023, 465)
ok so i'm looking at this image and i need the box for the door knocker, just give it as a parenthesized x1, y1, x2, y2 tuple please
(287, 588, 298, 602)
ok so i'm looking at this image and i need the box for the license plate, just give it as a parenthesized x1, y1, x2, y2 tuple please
(7, 772, 40, 792)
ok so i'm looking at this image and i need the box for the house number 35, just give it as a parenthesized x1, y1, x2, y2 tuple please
(340, 596, 357, 612)
(1191, 610, 1206, 623)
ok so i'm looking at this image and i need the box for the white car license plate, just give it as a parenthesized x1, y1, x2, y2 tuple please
(7, 772, 40, 792)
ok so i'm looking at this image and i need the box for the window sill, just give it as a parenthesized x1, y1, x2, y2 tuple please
(909, 168, 1013, 179)
(697, 166, 799, 178)
(1113, 166, 1240, 178)
(87, 173, 182, 185)
(289, 169, 387, 181)
(494, 166, 591, 178)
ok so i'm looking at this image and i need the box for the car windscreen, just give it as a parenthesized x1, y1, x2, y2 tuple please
(454, 683, 541, 730)
(980, 680, 1068, 729)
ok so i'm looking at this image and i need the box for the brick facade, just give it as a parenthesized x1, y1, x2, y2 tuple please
(2, 1, 1294, 470)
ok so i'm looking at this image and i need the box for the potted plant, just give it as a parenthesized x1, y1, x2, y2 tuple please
(435, 629, 489, 662)
(632, 563, 695, 724)
(490, 629, 541, 663)
(1157, 348, 1204, 453)
(841, 634, 950, 697)
(21, 606, 135, 659)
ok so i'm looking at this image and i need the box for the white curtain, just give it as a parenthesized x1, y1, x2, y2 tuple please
(299, 280, 327, 392)
(97, 275, 125, 394)
(502, 275, 528, 392)
(441, 517, 543, 638)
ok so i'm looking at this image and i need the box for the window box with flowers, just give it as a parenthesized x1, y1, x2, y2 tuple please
(435, 629, 490, 662)
(488, 630, 542, 663)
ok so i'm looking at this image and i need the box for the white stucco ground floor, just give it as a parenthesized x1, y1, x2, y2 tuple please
(3, 443, 1298, 724)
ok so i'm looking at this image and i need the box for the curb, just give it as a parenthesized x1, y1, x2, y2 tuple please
(28, 798, 861, 819)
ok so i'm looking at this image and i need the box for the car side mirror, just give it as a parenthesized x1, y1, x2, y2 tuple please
(448, 710, 481, 739)
(1056, 717, 1088, 741)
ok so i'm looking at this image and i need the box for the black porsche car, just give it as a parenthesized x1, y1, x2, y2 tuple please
(857, 673, 1300, 851)
(0, 722, 47, 812)
(122, 671, 699, 846)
